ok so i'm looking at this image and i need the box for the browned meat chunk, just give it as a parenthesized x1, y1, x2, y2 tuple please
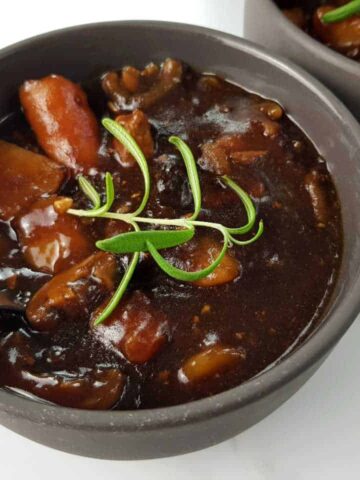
(199, 134, 268, 175)
(178, 345, 245, 383)
(313, 6, 360, 59)
(112, 110, 154, 167)
(102, 58, 182, 111)
(16, 196, 94, 274)
(26, 252, 118, 331)
(92, 291, 169, 364)
(19, 75, 100, 173)
(0, 140, 65, 220)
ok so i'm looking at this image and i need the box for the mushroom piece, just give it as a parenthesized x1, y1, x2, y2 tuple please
(19, 75, 100, 173)
(178, 345, 244, 383)
(19, 367, 125, 409)
(304, 169, 330, 226)
(102, 58, 183, 111)
(26, 252, 118, 332)
(169, 236, 241, 287)
(192, 237, 241, 287)
(0, 140, 65, 221)
(0, 331, 125, 409)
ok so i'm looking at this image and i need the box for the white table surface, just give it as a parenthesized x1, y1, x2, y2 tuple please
(1, 1, 359, 478)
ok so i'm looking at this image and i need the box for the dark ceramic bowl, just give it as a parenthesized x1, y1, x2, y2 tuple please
(244, 0, 360, 118)
(0, 21, 360, 460)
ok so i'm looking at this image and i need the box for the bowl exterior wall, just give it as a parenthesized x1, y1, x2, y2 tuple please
(0, 358, 324, 459)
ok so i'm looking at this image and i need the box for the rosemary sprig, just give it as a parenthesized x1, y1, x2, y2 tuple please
(68, 118, 264, 325)
(322, 0, 360, 24)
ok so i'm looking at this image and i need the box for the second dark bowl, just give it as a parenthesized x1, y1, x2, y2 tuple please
(244, 0, 360, 118)
(0, 21, 360, 460)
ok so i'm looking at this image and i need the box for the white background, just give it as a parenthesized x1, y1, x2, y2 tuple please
(1, 1, 359, 478)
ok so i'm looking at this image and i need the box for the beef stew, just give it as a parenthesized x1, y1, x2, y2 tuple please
(0, 59, 342, 410)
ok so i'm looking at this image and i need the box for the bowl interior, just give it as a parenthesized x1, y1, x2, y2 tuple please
(0, 21, 360, 427)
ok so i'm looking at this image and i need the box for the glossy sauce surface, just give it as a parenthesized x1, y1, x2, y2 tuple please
(0, 61, 342, 409)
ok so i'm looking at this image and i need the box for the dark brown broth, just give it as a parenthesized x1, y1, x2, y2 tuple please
(0, 65, 342, 409)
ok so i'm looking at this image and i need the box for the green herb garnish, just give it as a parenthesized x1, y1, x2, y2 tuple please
(68, 118, 264, 325)
(322, 0, 360, 24)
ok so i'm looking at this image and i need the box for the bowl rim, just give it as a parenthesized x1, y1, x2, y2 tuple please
(0, 19, 359, 432)
(261, 0, 360, 74)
